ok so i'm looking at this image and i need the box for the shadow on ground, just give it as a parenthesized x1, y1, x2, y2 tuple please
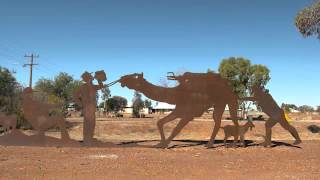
(118, 139, 302, 149)
(0, 130, 301, 149)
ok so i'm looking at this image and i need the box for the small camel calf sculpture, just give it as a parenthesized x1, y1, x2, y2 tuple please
(0, 111, 17, 133)
(221, 120, 255, 147)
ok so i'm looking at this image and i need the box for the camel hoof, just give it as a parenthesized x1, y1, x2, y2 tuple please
(154, 142, 168, 149)
(293, 140, 302, 145)
(205, 143, 214, 149)
(261, 141, 272, 147)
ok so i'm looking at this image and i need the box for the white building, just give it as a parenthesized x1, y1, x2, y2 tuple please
(289, 108, 300, 113)
(122, 102, 151, 117)
(152, 102, 176, 114)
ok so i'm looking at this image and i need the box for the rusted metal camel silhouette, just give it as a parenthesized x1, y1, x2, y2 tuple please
(119, 72, 239, 148)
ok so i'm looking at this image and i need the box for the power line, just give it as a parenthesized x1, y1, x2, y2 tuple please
(0, 43, 25, 64)
(34, 66, 51, 77)
(0, 41, 67, 75)
(37, 63, 59, 74)
(0, 57, 16, 66)
(23, 53, 39, 88)
(0, 51, 22, 65)
(40, 56, 68, 72)
(0, 39, 27, 57)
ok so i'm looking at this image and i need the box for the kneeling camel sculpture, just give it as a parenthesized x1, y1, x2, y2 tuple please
(119, 72, 239, 148)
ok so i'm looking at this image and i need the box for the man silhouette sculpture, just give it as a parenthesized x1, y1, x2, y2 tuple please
(74, 71, 104, 145)
(242, 85, 301, 146)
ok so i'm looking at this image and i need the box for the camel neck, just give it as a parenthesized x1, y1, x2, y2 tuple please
(138, 78, 178, 104)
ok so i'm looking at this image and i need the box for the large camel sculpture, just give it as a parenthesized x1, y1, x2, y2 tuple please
(119, 72, 239, 148)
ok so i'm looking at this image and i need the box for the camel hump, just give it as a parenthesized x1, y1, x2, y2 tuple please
(176, 72, 227, 91)
(179, 72, 223, 82)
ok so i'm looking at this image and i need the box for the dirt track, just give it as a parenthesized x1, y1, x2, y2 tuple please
(0, 119, 319, 180)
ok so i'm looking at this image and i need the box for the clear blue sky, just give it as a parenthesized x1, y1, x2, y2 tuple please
(0, 0, 319, 107)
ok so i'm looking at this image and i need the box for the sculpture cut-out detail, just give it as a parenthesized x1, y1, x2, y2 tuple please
(120, 72, 240, 148)
(74, 71, 106, 145)
(21, 87, 70, 143)
(241, 85, 302, 146)
(221, 120, 255, 147)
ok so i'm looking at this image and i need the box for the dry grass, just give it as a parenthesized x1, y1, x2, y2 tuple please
(41, 117, 320, 143)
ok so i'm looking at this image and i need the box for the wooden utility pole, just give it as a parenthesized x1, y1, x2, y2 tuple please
(23, 54, 39, 88)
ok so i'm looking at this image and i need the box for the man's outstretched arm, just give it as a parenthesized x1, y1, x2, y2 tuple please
(95, 80, 104, 90)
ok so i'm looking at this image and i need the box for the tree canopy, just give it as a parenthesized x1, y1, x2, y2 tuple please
(34, 72, 82, 105)
(100, 86, 111, 109)
(144, 99, 152, 109)
(218, 57, 270, 117)
(218, 57, 270, 98)
(132, 91, 144, 117)
(295, 1, 320, 39)
(0, 66, 19, 112)
(281, 103, 299, 113)
(0, 66, 26, 127)
(298, 105, 315, 113)
(106, 96, 127, 113)
(101, 86, 111, 102)
(0, 67, 17, 98)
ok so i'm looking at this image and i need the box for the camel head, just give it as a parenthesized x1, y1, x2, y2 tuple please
(119, 73, 145, 91)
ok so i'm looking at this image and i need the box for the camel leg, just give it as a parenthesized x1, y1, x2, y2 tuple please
(36, 130, 46, 145)
(224, 136, 228, 147)
(232, 120, 240, 147)
(263, 118, 277, 147)
(207, 103, 226, 148)
(228, 99, 240, 147)
(240, 135, 245, 147)
(155, 112, 178, 148)
(165, 117, 192, 147)
(48, 115, 70, 142)
(55, 115, 71, 142)
(278, 113, 302, 145)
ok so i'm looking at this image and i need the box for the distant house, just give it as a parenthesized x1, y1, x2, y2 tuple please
(289, 108, 300, 113)
(121, 102, 151, 117)
(152, 102, 176, 114)
(122, 102, 133, 115)
(151, 102, 244, 115)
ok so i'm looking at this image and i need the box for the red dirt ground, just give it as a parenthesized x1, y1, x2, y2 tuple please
(0, 119, 319, 180)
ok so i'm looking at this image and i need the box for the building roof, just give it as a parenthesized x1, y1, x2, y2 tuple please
(153, 102, 176, 110)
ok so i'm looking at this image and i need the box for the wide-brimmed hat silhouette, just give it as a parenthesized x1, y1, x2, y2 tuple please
(81, 71, 93, 81)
